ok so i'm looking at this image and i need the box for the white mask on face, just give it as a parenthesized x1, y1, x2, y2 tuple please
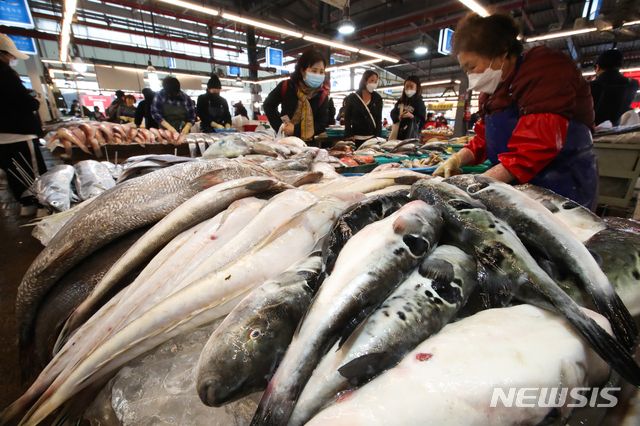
(405, 89, 416, 97)
(366, 82, 378, 92)
(1, 52, 17, 67)
(467, 57, 504, 94)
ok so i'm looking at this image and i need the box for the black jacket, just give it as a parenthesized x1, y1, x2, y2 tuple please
(0, 63, 43, 137)
(106, 98, 125, 123)
(390, 95, 426, 139)
(264, 79, 331, 141)
(591, 69, 639, 126)
(134, 99, 159, 129)
(197, 92, 232, 133)
(344, 90, 382, 139)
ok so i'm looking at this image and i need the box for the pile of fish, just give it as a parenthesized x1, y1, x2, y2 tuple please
(400, 152, 444, 168)
(5, 167, 640, 426)
(355, 137, 448, 159)
(421, 125, 453, 135)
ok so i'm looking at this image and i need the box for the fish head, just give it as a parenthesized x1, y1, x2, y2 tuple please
(410, 180, 484, 212)
(391, 200, 444, 258)
(196, 292, 301, 407)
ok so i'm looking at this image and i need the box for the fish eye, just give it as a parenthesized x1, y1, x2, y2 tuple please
(249, 328, 261, 340)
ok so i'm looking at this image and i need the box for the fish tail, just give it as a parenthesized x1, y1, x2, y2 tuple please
(62, 140, 72, 157)
(90, 139, 102, 158)
(590, 290, 638, 351)
(52, 314, 76, 356)
(250, 381, 297, 426)
(0, 394, 33, 425)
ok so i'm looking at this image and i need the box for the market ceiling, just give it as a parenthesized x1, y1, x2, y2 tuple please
(9, 0, 640, 82)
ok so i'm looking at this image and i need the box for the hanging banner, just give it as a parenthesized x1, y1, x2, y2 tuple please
(7, 34, 36, 55)
(438, 28, 454, 56)
(428, 103, 454, 110)
(0, 0, 35, 28)
(266, 47, 283, 68)
(95, 66, 146, 91)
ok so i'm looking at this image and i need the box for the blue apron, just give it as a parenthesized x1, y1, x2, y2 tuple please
(484, 56, 599, 210)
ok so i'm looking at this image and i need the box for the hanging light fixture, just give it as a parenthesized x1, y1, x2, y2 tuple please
(72, 56, 87, 73)
(338, 2, 355, 34)
(147, 59, 161, 91)
(415, 35, 428, 55)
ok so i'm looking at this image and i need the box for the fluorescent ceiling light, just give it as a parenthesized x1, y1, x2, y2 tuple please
(458, 0, 489, 17)
(525, 27, 596, 42)
(303, 35, 360, 52)
(223, 13, 303, 37)
(326, 59, 381, 72)
(254, 76, 289, 84)
(357, 48, 399, 63)
(422, 79, 459, 86)
(332, 90, 355, 95)
(156, 0, 218, 16)
(623, 20, 640, 26)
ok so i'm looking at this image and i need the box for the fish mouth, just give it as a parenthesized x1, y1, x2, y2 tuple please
(197, 373, 247, 407)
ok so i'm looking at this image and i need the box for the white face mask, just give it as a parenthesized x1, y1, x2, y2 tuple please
(1, 52, 17, 67)
(405, 89, 416, 98)
(366, 82, 378, 92)
(467, 57, 504, 94)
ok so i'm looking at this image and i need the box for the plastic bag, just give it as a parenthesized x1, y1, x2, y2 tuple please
(276, 123, 286, 141)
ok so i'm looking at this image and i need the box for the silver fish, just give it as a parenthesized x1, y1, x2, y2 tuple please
(31, 165, 76, 212)
(73, 160, 116, 201)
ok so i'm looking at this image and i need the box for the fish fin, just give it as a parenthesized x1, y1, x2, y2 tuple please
(337, 352, 397, 386)
(591, 291, 639, 351)
(190, 170, 227, 190)
(52, 311, 76, 356)
(476, 261, 513, 308)
(419, 257, 454, 282)
(245, 179, 278, 191)
(393, 175, 421, 185)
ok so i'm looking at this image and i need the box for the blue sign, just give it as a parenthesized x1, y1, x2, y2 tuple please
(385, 89, 393, 94)
(8, 35, 36, 55)
(438, 28, 454, 56)
(266, 47, 283, 68)
(0, 0, 35, 29)
(167, 57, 177, 69)
(228, 66, 240, 76)
(330, 58, 335, 65)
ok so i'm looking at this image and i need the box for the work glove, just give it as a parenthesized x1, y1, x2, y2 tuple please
(211, 121, 224, 130)
(160, 120, 177, 133)
(433, 152, 463, 178)
(182, 122, 193, 134)
(225, 123, 230, 129)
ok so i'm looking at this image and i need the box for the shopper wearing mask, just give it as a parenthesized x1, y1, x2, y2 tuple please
(390, 76, 426, 140)
(151, 76, 196, 134)
(434, 12, 598, 210)
(134, 88, 158, 129)
(344, 70, 382, 147)
(264, 49, 331, 143)
(0, 33, 47, 217)
(197, 76, 231, 133)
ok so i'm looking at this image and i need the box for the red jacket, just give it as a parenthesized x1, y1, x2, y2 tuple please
(466, 46, 595, 182)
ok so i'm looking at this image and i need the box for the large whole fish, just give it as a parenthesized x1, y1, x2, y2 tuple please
(16, 159, 276, 369)
(290, 245, 477, 425)
(410, 180, 640, 386)
(306, 305, 612, 426)
(196, 253, 324, 407)
(73, 160, 116, 201)
(15, 193, 364, 426)
(30, 165, 76, 212)
(57, 176, 291, 349)
(447, 175, 637, 350)
(251, 200, 444, 426)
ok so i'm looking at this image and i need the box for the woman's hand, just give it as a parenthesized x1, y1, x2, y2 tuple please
(402, 112, 414, 119)
(283, 122, 295, 136)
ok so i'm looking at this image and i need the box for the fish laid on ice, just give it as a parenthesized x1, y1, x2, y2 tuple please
(251, 200, 443, 426)
(31, 165, 75, 212)
(16, 193, 364, 426)
(203, 137, 252, 158)
(73, 160, 116, 201)
(447, 175, 637, 350)
(307, 305, 612, 426)
(196, 253, 324, 407)
(516, 183, 607, 242)
(410, 180, 640, 386)
(277, 171, 323, 187)
(16, 159, 268, 368)
(58, 176, 291, 349)
(310, 169, 426, 196)
(365, 185, 411, 197)
(291, 245, 477, 425)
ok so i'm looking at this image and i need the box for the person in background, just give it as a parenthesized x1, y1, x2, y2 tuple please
(69, 100, 81, 117)
(435, 113, 448, 127)
(327, 97, 336, 126)
(93, 106, 106, 122)
(344, 70, 382, 147)
(264, 49, 331, 143)
(0, 33, 47, 217)
(134, 88, 158, 129)
(197, 76, 231, 133)
(118, 95, 136, 124)
(382, 118, 389, 127)
(337, 98, 347, 125)
(590, 49, 639, 126)
(390, 75, 426, 139)
(434, 12, 598, 210)
(468, 110, 479, 130)
(151, 76, 196, 134)
(106, 90, 125, 123)
(425, 111, 436, 128)
(233, 101, 249, 118)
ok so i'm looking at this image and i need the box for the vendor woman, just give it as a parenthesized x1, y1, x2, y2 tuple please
(435, 12, 598, 210)
(197, 76, 231, 133)
(264, 49, 331, 143)
(150, 76, 196, 134)
(344, 70, 382, 147)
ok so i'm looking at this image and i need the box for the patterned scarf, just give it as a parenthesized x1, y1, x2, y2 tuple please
(291, 80, 328, 141)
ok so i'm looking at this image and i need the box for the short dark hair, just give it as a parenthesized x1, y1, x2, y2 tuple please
(292, 49, 327, 83)
(359, 70, 379, 91)
(124, 95, 136, 102)
(115, 90, 125, 98)
(162, 76, 181, 95)
(207, 75, 222, 89)
(451, 12, 523, 59)
(400, 75, 422, 104)
(595, 49, 624, 71)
